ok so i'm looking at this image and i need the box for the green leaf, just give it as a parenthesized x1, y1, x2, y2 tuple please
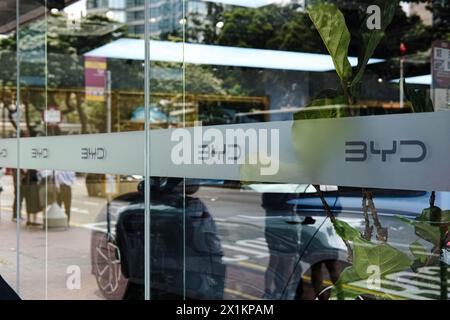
(351, 0, 399, 87)
(293, 89, 347, 120)
(331, 236, 411, 300)
(410, 241, 429, 265)
(331, 266, 363, 300)
(403, 80, 435, 113)
(397, 213, 441, 245)
(352, 237, 411, 280)
(308, 2, 352, 82)
(333, 219, 361, 241)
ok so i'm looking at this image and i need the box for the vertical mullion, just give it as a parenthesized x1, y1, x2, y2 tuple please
(144, 0, 151, 301)
(15, 0, 21, 296)
(44, 0, 48, 301)
(182, 0, 186, 301)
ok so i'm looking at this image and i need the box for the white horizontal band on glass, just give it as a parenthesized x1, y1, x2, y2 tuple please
(0, 112, 449, 191)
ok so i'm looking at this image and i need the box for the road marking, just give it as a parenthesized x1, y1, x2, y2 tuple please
(235, 239, 269, 251)
(236, 261, 267, 272)
(77, 222, 116, 234)
(224, 288, 259, 300)
(71, 207, 90, 215)
(222, 244, 269, 258)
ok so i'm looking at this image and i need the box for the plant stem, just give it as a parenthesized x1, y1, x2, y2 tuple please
(365, 190, 388, 242)
(430, 191, 436, 207)
(362, 189, 373, 241)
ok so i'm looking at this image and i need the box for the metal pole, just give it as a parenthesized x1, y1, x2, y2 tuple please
(399, 58, 404, 109)
(15, 0, 21, 295)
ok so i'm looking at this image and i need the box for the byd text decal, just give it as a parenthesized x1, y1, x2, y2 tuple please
(345, 140, 427, 163)
(170, 127, 280, 176)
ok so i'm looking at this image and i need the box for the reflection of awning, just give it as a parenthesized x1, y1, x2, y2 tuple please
(84, 38, 383, 72)
(0, 0, 77, 34)
(392, 75, 431, 86)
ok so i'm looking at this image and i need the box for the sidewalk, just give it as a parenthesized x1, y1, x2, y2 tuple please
(0, 175, 105, 300)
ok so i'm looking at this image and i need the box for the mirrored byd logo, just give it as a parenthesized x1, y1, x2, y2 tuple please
(171, 127, 280, 176)
(345, 140, 427, 163)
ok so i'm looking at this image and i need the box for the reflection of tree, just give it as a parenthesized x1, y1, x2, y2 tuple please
(0, 14, 127, 136)
(178, 1, 444, 97)
(290, 1, 415, 300)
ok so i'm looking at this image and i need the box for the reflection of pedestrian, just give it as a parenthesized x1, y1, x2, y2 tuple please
(262, 192, 299, 299)
(12, 169, 26, 221)
(23, 169, 42, 226)
(55, 171, 75, 224)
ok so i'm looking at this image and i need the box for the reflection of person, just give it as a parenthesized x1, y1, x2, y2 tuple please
(37, 170, 76, 224)
(55, 171, 76, 224)
(262, 192, 299, 299)
(12, 169, 26, 222)
(23, 169, 42, 226)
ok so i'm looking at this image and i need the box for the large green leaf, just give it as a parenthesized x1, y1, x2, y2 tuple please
(331, 266, 363, 300)
(330, 223, 411, 299)
(351, 0, 399, 87)
(352, 237, 411, 280)
(308, 2, 352, 82)
(398, 217, 440, 245)
(293, 89, 347, 120)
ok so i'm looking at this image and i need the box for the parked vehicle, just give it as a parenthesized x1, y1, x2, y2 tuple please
(91, 180, 450, 300)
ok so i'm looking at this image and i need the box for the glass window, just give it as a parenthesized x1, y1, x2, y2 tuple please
(0, 0, 449, 301)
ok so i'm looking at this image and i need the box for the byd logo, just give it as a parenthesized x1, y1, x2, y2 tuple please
(345, 140, 427, 163)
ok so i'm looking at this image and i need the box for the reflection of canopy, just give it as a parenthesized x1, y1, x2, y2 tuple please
(392, 74, 431, 85)
(84, 38, 383, 72)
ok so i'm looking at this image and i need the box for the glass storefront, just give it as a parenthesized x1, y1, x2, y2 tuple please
(0, 0, 449, 300)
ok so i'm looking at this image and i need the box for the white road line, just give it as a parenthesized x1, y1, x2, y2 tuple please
(235, 239, 269, 251)
(71, 207, 90, 215)
(222, 244, 269, 258)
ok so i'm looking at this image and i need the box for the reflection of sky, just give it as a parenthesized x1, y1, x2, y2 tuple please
(64, 0, 87, 19)
(392, 75, 431, 86)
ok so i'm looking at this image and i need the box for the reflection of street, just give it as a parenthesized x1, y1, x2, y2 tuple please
(0, 175, 106, 300)
(0, 177, 448, 300)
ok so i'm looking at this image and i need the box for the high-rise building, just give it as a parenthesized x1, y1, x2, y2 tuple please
(86, 0, 126, 23)
(88, 1, 307, 37)
(126, 0, 210, 36)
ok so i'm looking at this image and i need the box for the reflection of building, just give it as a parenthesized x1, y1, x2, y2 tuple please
(126, 0, 208, 36)
(86, 0, 126, 22)
(86, 0, 208, 36)
(87, 0, 308, 36)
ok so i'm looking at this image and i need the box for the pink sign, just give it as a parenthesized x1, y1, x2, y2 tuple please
(85, 56, 107, 102)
